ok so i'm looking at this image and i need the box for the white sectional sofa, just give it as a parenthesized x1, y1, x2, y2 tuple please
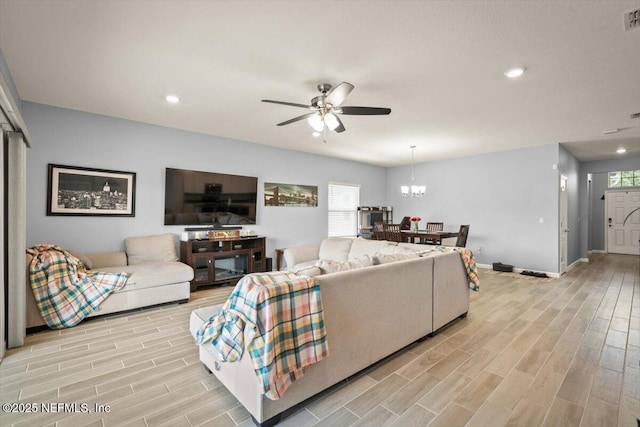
(25, 233, 193, 329)
(190, 237, 472, 426)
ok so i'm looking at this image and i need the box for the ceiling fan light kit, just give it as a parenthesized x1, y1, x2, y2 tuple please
(262, 82, 391, 136)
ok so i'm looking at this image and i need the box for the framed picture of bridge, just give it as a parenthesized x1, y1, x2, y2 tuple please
(264, 182, 318, 207)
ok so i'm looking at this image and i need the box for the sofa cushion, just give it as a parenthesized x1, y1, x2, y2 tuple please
(125, 233, 179, 265)
(97, 261, 193, 291)
(68, 250, 94, 270)
(378, 244, 417, 255)
(293, 266, 322, 277)
(290, 260, 318, 271)
(348, 237, 395, 261)
(373, 252, 420, 265)
(319, 238, 354, 262)
(316, 255, 374, 274)
(86, 252, 128, 269)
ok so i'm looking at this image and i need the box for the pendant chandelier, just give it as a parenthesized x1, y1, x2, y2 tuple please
(401, 145, 426, 197)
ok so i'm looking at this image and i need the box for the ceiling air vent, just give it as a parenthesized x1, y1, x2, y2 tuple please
(624, 9, 640, 30)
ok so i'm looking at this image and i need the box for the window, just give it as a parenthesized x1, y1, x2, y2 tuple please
(328, 183, 360, 237)
(608, 170, 640, 188)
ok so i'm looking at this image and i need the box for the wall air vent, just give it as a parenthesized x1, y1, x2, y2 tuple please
(631, 112, 640, 119)
(624, 9, 640, 30)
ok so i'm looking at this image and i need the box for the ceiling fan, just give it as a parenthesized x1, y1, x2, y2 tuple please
(262, 82, 391, 135)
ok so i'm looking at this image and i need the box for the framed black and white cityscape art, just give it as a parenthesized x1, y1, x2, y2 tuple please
(47, 164, 136, 216)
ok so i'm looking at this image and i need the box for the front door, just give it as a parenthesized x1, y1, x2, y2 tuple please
(606, 189, 640, 255)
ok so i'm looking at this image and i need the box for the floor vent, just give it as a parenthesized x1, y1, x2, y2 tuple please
(624, 9, 640, 30)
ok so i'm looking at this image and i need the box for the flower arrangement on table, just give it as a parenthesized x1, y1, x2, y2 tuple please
(410, 216, 421, 232)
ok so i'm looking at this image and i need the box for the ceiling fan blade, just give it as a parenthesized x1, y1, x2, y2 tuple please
(325, 82, 354, 107)
(333, 115, 346, 133)
(262, 99, 310, 109)
(340, 106, 391, 115)
(276, 112, 316, 126)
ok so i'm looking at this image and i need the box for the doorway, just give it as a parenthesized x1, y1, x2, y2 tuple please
(559, 175, 568, 274)
(606, 189, 640, 255)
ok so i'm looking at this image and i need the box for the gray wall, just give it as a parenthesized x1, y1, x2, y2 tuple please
(22, 102, 387, 258)
(558, 145, 581, 266)
(386, 144, 560, 273)
(579, 154, 640, 257)
(589, 172, 609, 251)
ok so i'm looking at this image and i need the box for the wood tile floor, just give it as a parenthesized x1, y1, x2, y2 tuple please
(1, 253, 638, 427)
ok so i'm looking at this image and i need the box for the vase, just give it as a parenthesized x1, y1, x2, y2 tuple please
(411, 221, 419, 232)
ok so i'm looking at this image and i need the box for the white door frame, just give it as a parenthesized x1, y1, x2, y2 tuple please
(559, 175, 568, 275)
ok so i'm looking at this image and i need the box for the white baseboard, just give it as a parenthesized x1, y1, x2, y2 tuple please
(589, 250, 606, 254)
(567, 258, 588, 272)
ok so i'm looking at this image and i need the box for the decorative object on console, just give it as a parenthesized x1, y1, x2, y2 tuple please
(410, 216, 421, 232)
(208, 230, 241, 240)
(400, 145, 426, 197)
(47, 164, 136, 216)
(264, 182, 318, 207)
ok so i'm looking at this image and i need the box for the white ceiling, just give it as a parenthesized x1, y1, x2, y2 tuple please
(1, 0, 639, 167)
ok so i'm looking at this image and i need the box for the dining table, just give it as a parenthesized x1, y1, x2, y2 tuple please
(401, 229, 459, 245)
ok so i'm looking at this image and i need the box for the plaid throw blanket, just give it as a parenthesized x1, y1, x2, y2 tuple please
(420, 246, 480, 291)
(195, 271, 329, 400)
(27, 245, 128, 329)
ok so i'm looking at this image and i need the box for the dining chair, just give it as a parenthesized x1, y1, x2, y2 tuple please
(425, 222, 444, 231)
(421, 222, 444, 244)
(373, 222, 385, 240)
(383, 223, 404, 242)
(455, 225, 470, 247)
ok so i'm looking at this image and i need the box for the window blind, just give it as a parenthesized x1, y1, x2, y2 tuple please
(328, 183, 360, 237)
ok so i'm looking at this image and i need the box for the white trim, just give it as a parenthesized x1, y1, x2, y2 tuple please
(0, 73, 31, 146)
(588, 250, 606, 254)
(568, 258, 588, 271)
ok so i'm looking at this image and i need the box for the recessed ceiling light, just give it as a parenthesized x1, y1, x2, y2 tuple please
(312, 131, 321, 137)
(504, 68, 525, 78)
(617, 147, 627, 154)
(165, 95, 180, 104)
(603, 128, 619, 134)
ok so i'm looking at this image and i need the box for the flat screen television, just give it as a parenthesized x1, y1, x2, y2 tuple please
(164, 168, 258, 226)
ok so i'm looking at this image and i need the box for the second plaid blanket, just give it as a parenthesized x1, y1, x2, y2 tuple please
(27, 244, 128, 329)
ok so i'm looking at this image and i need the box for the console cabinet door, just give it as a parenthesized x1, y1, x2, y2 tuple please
(250, 247, 265, 272)
(192, 253, 214, 286)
